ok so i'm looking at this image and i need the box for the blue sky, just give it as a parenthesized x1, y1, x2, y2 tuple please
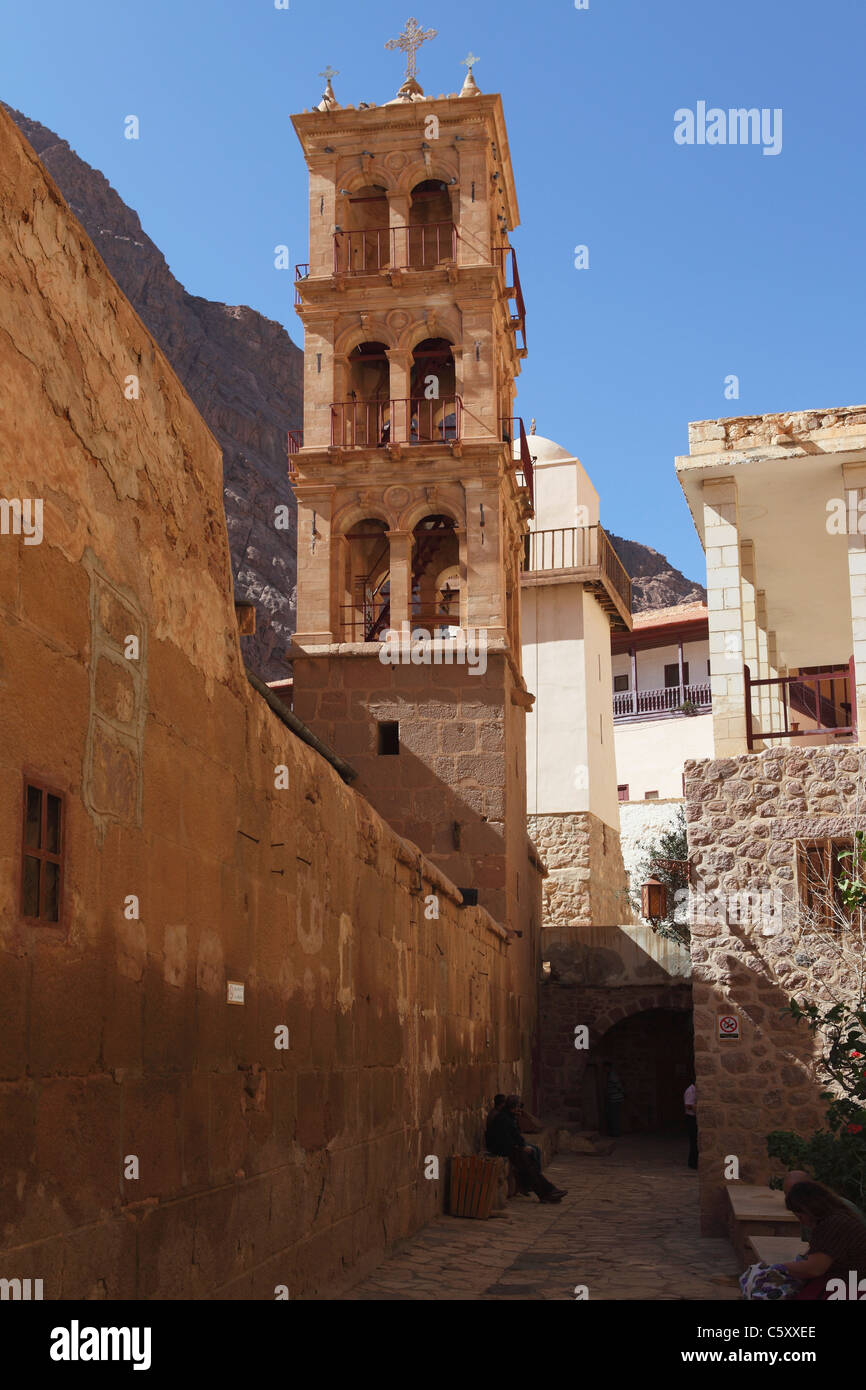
(4, 0, 865, 584)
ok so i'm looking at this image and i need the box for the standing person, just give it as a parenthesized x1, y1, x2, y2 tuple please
(486, 1097, 567, 1204)
(684, 1079, 698, 1169)
(603, 1062, 625, 1137)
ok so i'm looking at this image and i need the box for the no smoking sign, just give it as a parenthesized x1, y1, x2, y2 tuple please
(718, 1014, 740, 1040)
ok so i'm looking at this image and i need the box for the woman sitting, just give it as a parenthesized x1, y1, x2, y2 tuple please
(780, 1181, 866, 1299)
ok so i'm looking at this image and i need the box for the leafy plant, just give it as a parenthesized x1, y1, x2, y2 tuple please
(630, 805, 690, 948)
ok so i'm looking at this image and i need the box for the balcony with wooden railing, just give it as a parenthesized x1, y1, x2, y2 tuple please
(521, 524, 632, 631)
(492, 246, 527, 356)
(501, 416, 534, 507)
(613, 682, 711, 721)
(332, 223, 458, 275)
(744, 663, 855, 749)
(329, 398, 463, 449)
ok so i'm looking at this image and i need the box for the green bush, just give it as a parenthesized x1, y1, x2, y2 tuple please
(767, 1127, 866, 1208)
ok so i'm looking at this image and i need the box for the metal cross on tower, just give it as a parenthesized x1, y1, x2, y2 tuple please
(461, 52, 480, 71)
(385, 17, 437, 80)
(318, 66, 339, 83)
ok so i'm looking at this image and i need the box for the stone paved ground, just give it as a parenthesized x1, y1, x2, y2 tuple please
(341, 1135, 743, 1300)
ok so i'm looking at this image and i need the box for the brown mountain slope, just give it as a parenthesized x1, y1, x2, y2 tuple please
(607, 533, 706, 613)
(5, 104, 302, 680)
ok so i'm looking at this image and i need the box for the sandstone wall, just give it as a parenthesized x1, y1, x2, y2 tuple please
(0, 107, 530, 1299)
(527, 810, 632, 933)
(685, 745, 862, 1234)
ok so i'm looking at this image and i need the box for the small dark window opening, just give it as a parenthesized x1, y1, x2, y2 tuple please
(664, 662, 689, 688)
(378, 721, 400, 755)
(617, 784, 629, 802)
(459, 888, 478, 907)
(22, 779, 64, 923)
(613, 674, 629, 692)
(645, 790, 659, 801)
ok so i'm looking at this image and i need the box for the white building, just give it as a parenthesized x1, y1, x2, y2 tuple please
(519, 431, 633, 932)
(611, 601, 714, 890)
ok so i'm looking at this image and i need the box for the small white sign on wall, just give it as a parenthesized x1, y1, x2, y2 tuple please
(227, 981, 245, 1005)
(718, 1013, 739, 1039)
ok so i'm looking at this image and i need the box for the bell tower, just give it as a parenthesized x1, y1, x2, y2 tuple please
(289, 38, 538, 936)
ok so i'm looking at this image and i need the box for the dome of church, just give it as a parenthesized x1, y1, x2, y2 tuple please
(512, 433, 574, 463)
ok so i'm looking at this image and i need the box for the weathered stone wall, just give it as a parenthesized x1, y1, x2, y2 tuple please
(0, 107, 531, 1299)
(685, 745, 862, 1234)
(527, 811, 632, 932)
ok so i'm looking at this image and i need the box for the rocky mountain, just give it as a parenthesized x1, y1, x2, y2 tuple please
(5, 105, 302, 680)
(7, 106, 705, 660)
(608, 533, 706, 613)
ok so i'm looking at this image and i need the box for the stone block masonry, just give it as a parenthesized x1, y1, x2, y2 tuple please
(0, 107, 532, 1299)
(527, 811, 632, 934)
(685, 745, 862, 1234)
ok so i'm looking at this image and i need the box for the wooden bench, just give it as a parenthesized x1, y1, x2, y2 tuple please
(726, 1184, 800, 1263)
(747, 1235, 808, 1265)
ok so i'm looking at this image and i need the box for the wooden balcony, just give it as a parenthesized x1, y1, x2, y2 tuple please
(521, 525, 632, 631)
(613, 682, 711, 722)
(745, 663, 855, 749)
(333, 222, 457, 274)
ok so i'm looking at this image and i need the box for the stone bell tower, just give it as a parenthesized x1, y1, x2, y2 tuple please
(289, 34, 539, 939)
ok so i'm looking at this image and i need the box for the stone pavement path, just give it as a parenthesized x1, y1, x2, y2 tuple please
(341, 1135, 743, 1300)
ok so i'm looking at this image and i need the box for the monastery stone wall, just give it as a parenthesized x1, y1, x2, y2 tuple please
(528, 810, 632, 932)
(0, 108, 531, 1299)
(685, 745, 862, 1234)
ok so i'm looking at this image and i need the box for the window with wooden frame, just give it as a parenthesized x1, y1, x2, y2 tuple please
(617, 784, 629, 802)
(21, 779, 64, 923)
(796, 838, 854, 931)
(613, 674, 629, 692)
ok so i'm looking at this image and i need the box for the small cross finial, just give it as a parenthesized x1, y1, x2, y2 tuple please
(318, 65, 339, 84)
(385, 16, 437, 81)
(462, 52, 480, 71)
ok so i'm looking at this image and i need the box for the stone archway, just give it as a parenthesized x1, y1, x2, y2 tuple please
(592, 1007, 695, 1134)
(538, 979, 692, 1125)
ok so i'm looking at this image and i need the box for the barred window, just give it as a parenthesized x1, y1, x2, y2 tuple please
(796, 838, 854, 931)
(21, 779, 64, 923)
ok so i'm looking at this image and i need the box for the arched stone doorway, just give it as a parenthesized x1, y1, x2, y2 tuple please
(586, 1008, 694, 1134)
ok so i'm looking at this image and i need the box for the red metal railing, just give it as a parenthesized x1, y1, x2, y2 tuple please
(613, 682, 712, 720)
(501, 416, 534, 504)
(330, 397, 462, 448)
(288, 429, 303, 454)
(744, 663, 855, 749)
(333, 222, 457, 274)
(493, 246, 527, 353)
(294, 264, 309, 305)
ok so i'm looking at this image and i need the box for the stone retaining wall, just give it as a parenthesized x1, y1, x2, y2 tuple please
(685, 745, 862, 1234)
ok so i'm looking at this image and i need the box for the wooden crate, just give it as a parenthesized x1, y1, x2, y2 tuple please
(448, 1155, 499, 1219)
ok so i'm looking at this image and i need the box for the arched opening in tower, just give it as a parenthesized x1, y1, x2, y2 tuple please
(341, 517, 390, 641)
(334, 342, 391, 447)
(336, 184, 389, 273)
(411, 515, 461, 634)
(408, 179, 455, 267)
(409, 339, 457, 443)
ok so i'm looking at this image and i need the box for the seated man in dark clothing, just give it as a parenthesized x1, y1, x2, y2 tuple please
(486, 1096, 567, 1204)
(485, 1094, 506, 1146)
